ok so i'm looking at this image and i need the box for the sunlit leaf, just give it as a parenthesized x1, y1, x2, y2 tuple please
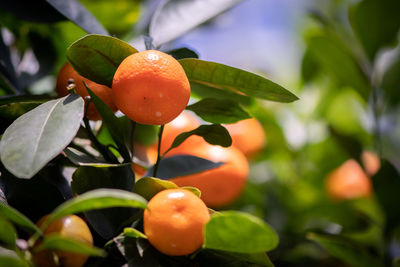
(133, 177, 178, 200)
(204, 211, 279, 253)
(179, 59, 298, 102)
(149, 0, 243, 47)
(0, 94, 84, 179)
(67, 34, 137, 87)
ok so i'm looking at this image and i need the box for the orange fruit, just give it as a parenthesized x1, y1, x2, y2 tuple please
(223, 118, 266, 158)
(143, 188, 210, 256)
(361, 150, 380, 176)
(325, 159, 372, 200)
(33, 214, 93, 267)
(112, 50, 190, 125)
(169, 138, 249, 208)
(56, 62, 117, 121)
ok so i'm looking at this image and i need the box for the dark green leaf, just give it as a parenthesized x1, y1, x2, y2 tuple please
(204, 211, 279, 253)
(381, 54, 400, 105)
(349, 0, 400, 61)
(0, 202, 41, 235)
(187, 98, 251, 124)
(190, 82, 254, 107)
(133, 177, 178, 200)
(0, 95, 53, 106)
(306, 35, 370, 100)
(42, 189, 147, 228)
(372, 160, 400, 235)
(36, 234, 105, 257)
(167, 47, 199, 60)
(179, 59, 298, 102)
(66, 34, 137, 87)
(149, 0, 243, 47)
(71, 165, 138, 239)
(166, 124, 232, 155)
(0, 94, 84, 178)
(307, 232, 382, 267)
(0, 217, 17, 248)
(46, 0, 109, 35)
(86, 86, 131, 162)
(146, 155, 224, 179)
(199, 250, 275, 267)
(329, 126, 363, 161)
(64, 147, 108, 166)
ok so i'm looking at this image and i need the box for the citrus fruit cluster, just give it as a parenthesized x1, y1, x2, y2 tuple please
(57, 50, 190, 125)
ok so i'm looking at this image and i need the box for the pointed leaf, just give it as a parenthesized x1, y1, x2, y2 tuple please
(0, 217, 17, 248)
(46, 0, 109, 35)
(43, 189, 147, 227)
(204, 211, 279, 253)
(149, 0, 243, 47)
(187, 98, 251, 124)
(36, 234, 105, 257)
(167, 47, 199, 60)
(165, 124, 232, 155)
(133, 177, 178, 200)
(0, 202, 41, 235)
(66, 34, 137, 87)
(86, 86, 131, 162)
(123, 227, 147, 239)
(146, 155, 224, 179)
(179, 59, 298, 102)
(0, 94, 84, 179)
(349, 0, 400, 61)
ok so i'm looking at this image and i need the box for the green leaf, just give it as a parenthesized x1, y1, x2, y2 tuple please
(349, 0, 400, 61)
(182, 186, 201, 198)
(186, 98, 251, 124)
(71, 165, 138, 239)
(43, 189, 147, 227)
(372, 160, 400, 234)
(0, 95, 53, 106)
(381, 53, 400, 105)
(190, 82, 254, 107)
(204, 211, 279, 253)
(0, 247, 26, 267)
(0, 202, 41, 235)
(149, 0, 243, 47)
(0, 94, 84, 179)
(46, 0, 109, 35)
(36, 234, 105, 257)
(0, 217, 17, 248)
(200, 250, 275, 267)
(134, 123, 158, 146)
(86, 86, 131, 162)
(306, 35, 370, 100)
(145, 155, 224, 179)
(179, 59, 298, 102)
(166, 124, 232, 154)
(123, 227, 147, 239)
(167, 47, 199, 60)
(133, 177, 178, 200)
(64, 147, 109, 166)
(66, 34, 137, 87)
(307, 232, 382, 267)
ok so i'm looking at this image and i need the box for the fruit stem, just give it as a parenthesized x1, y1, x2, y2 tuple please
(153, 125, 165, 177)
(83, 101, 119, 163)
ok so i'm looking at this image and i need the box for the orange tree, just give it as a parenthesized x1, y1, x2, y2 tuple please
(0, 1, 293, 266)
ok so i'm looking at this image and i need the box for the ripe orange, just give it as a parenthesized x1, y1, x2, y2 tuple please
(112, 50, 191, 125)
(56, 62, 117, 121)
(361, 150, 380, 176)
(168, 138, 249, 208)
(33, 214, 93, 267)
(223, 118, 266, 158)
(325, 159, 372, 200)
(143, 188, 210, 256)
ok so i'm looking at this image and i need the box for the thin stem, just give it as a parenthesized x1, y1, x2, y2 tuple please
(83, 101, 118, 163)
(153, 125, 165, 177)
